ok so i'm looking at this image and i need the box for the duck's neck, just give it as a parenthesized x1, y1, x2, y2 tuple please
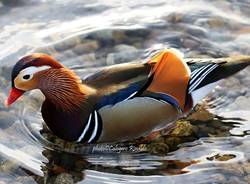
(38, 68, 95, 112)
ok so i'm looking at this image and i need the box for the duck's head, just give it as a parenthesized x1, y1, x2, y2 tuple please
(5, 53, 64, 106)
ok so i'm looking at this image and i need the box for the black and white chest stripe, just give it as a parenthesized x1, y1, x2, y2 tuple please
(77, 110, 102, 143)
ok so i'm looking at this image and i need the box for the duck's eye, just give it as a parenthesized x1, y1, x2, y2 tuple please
(23, 74, 31, 80)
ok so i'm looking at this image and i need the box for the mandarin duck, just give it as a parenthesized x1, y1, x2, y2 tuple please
(5, 49, 250, 143)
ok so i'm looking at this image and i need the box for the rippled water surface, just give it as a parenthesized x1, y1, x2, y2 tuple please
(0, 0, 250, 183)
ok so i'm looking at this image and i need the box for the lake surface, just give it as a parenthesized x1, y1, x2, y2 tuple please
(0, 0, 250, 183)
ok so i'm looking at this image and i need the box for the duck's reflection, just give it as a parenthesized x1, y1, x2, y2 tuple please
(41, 150, 86, 183)
(39, 147, 200, 184)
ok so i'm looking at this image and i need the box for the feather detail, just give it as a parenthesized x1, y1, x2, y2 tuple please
(38, 68, 96, 112)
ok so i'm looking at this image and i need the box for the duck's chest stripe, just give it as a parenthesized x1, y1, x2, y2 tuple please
(77, 110, 102, 143)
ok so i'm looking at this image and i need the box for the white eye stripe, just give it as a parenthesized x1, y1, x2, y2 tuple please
(19, 65, 51, 76)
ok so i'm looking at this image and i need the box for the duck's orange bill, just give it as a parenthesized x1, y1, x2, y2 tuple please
(5, 88, 24, 107)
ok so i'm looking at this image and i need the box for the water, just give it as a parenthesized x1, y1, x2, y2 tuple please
(0, 0, 250, 183)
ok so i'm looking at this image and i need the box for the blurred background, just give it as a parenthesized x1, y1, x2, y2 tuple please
(0, 0, 250, 183)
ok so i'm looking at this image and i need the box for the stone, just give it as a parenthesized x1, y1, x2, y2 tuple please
(112, 31, 126, 43)
(124, 28, 150, 38)
(106, 44, 138, 64)
(147, 143, 169, 154)
(206, 154, 236, 161)
(170, 120, 193, 137)
(187, 104, 214, 121)
(114, 44, 138, 53)
(106, 53, 115, 65)
(185, 25, 207, 38)
(87, 29, 114, 47)
(72, 40, 99, 55)
(54, 37, 78, 52)
(182, 37, 201, 49)
(164, 137, 181, 151)
(80, 53, 96, 62)
(54, 173, 74, 184)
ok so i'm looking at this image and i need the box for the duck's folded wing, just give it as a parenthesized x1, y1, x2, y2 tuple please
(84, 62, 153, 109)
(84, 62, 151, 88)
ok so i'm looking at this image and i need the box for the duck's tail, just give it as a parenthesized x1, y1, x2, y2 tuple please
(186, 56, 250, 105)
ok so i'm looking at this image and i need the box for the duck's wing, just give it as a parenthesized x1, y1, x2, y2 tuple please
(84, 62, 151, 88)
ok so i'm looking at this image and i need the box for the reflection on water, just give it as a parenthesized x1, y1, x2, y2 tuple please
(0, 0, 250, 183)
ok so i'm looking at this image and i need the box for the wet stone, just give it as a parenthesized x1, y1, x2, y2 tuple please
(54, 173, 74, 184)
(187, 104, 214, 121)
(147, 142, 169, 154)
(106, 46, 139, 64)
(32, 46, 55, 56)
(185, 25, 207, 38)
(124, 28, 150, 38)
(86, 29, 114, 47)
(59, 50, 76, 60)
(165, 12, 184, 23)
(80, 53, 96, 62)
(114, 44, 138, 53)
(207, 154, 236, 161)
(53, 37, 79, 52)
(164, 137, 182, 151)
(72, 40, 99, 55)
(170, 120, 194, 137)
(112, 31, 126, 43)
(157, 33, 182, 47)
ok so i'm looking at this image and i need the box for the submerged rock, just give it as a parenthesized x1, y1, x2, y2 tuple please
(169, 120, 194, 137)
(54, 173, 74, 184)
(147, 142, 169, 154)
(207, 154, 236, 161)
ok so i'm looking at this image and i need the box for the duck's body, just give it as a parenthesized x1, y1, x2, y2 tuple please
(6, 49, 250, 143)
